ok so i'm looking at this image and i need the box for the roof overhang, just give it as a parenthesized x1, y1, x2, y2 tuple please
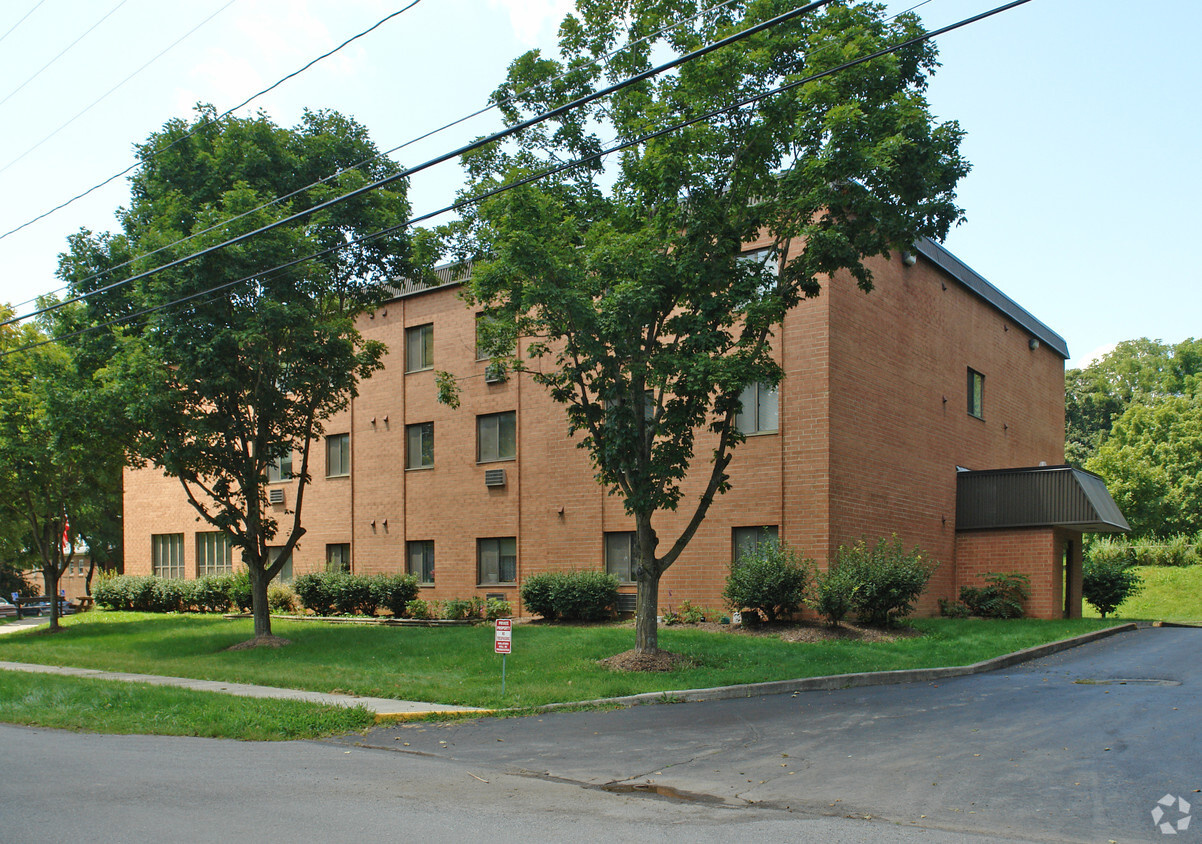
(956, 465, 1130, 533)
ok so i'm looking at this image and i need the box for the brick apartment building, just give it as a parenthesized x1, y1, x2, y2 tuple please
(122, 236, 1127, 619)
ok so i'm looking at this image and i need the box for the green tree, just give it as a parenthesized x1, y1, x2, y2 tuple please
(1065, 337, 1201, 467)
(449, 0, 967, 653)
(58, 107, 413, 643)
(1086, 396, 1202, 538)
(0, 312, 124, 631)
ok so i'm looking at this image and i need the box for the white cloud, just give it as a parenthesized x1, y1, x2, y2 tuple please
(1074, 341, 1118, 370)
(486, 0, 575, 45)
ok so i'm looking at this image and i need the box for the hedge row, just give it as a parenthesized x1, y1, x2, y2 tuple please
(520, 570, 619, 621)
(1088, 533, 1201, 568)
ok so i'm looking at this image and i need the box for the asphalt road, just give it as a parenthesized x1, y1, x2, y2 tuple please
(2, 626, 1197, 843)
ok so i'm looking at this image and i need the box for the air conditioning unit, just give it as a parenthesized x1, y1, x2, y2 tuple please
(484, 468, 507, 487)
(484, 363, 507, 384)
(268, 488, 285, 505)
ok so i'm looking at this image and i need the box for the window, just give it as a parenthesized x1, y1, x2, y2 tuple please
(736, 382, 779, 434)
(196, 532, 232, 577)
(152, 533, 184, 579)
(605, 532, 636, 583)
(477, 411, 516, 462)
(266, 451, 292, 483)
(405, 323, 434, 372)
(327, 433, 350, 477)
(477, 537, 516, 585)
(732, 525, 779, 562)
(269, 547, 292, 583)
(738, 246, 780, 275)
(406, 422, 434, 469)
(326, 543, 350, 573)
(407, 540, 435, 584)
(967, 368, 985, 419)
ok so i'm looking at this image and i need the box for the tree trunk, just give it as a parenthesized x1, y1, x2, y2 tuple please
(42, 567, 60, 633)
(634, 570, 660, 654)
(249, 565, 272, 638)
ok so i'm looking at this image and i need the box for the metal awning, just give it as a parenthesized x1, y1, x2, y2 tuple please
(956, 465, 1130, 533)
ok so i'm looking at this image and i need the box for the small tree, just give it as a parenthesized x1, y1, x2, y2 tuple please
(1082, 555, 1143, 618)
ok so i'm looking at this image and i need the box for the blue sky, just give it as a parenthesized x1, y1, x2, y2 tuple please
(0, 0, 1196, 368)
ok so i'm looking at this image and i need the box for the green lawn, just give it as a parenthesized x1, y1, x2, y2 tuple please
(0, 670, 374, 739)
(1082, 565, 1202, 623)
(0, 612, 1124, 709)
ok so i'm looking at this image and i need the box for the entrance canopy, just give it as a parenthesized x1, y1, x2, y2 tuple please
(956, 465, 1130, 533)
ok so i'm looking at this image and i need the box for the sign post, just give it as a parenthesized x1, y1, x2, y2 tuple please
(494, 618, 512, 696)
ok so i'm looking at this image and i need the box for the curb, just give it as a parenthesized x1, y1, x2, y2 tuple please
(533, 622, 1143, 712)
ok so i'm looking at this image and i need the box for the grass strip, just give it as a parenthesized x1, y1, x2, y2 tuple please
(0, 669, 374, 739)
(1080, 565, 1202, 623)
(0, 613, 1124, 709)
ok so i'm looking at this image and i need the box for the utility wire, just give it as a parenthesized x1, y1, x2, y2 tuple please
(3, 0, 741, 313)
(0, 0, 129, 109)
(3, 0, 837, 329)
(0, 0, 425, 243)
(0, 0, 47, 48)
(3, 0, 1033, 359)
(0, 0, 239, 178)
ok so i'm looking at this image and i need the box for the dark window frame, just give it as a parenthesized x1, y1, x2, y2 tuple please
(477, 537, 517, 585)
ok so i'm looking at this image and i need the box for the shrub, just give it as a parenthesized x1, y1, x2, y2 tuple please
(519, 572, 559, 620)
(723, 543, 813, 623)
(194, 576, 233, 613)
(228, 571, 253, 612)
(1082, 556, 1143, 617)
(959, 572, 1030, 619)
(404, 598, 437, 620)
(372, 573, 420, 617)
(1133, 534, 1200, 568)
(809, 564, 859, 626)
(519, 570, 619, 621)
(937, 597, 971, 618)
(292, 573, 331, 616)
(484, 597, 511, 620)
(267, 583, 298, 614)
(328, 572, 377, 616)
(1086, 535, 1133, 569)
(836, 536, 935, 628)
(442, 598, 478, 620)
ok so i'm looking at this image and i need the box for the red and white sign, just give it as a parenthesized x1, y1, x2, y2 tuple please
(494, 618, 512, 654)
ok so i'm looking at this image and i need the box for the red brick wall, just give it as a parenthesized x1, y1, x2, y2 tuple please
(122, 246, 1068, 619)
(954, 527, 1081, 619)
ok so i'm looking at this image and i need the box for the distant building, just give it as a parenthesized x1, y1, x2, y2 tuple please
(123, 237, 1127, 619)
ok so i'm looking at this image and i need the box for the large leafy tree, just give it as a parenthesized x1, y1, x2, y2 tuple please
(1065, 337, 1201, 467)
(450, 0, 968, 653)
(0, 312, 124, 632)
(1086, 396, 1202, 538)
(58, 107, 413, 642)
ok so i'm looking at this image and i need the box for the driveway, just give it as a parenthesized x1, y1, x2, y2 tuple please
(2, 626, 1196, 842)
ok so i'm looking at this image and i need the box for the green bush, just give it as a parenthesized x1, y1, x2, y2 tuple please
(1082, 556, 1144, 617)
(442, 598, 478, 620)
(372, 573, 420, 617)
(267, 583, 298, 614)
(93, 575, 180, 612)
(836, 536, 936, 628)
(193, 576, 233, 613)
(809, 564, 859, 626)
(228, 571, 253, 612)
(519, 570, 619, 621)
(959, 572, 1030, 619)
(404, 598, 436, 620)
(1134, 534, 1201, 568)
(937, 597, 971, 618)
(484, 597, 511, 620)
(293, 573, 332, 616)
(723, 543, 813, 624)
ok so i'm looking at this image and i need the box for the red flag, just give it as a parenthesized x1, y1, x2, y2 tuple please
(61, 516, 70, 553)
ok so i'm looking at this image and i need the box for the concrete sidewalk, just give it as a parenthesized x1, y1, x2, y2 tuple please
(0, 658, 487, 719)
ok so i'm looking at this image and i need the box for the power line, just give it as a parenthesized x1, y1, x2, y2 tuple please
(0, 0, 425, 243)
(3, 0, 837, 329)
(0, 0, 239, 178)
(0, 0, 47, 48)
(0, 0, 130, 109)
(3, 0, 743, 314)
(2, 0, 1034, 359)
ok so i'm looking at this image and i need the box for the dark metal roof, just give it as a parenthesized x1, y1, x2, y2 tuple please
(914, 238, 1069, 360)
(381, 261, 472, 301)
(956, 465, 1130, 533)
